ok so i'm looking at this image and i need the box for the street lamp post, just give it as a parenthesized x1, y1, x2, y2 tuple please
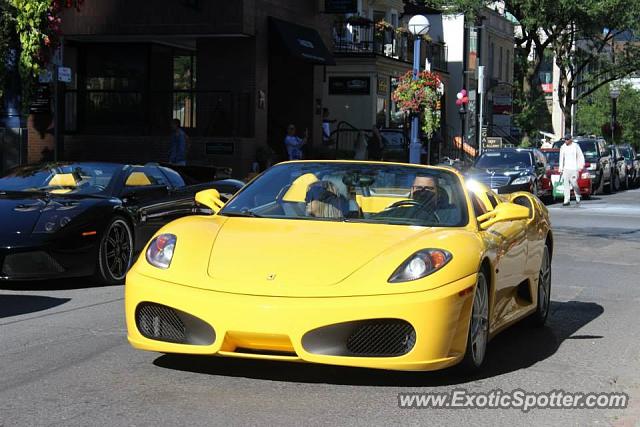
(459, 105, 467, 161)
(408, 15, 430, 164)
(610, 84, 620, 144)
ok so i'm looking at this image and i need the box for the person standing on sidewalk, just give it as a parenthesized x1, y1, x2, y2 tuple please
(169, 119, 189, 166)
(559, 134, 585, 206)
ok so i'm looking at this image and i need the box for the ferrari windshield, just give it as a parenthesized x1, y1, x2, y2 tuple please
(220, 162, 468, 227)
(475, 151, 533, 170)
(0, 163, 120, 195)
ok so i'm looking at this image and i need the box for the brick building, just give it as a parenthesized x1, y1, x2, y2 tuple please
(28, 0, 335, 177)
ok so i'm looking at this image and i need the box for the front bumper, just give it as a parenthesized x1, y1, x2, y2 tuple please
(0, 241, 97, 281)
(125, 270, 477, 371)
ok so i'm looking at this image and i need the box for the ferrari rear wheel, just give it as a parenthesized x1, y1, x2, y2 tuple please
(529, 244, 551, 327)
(95, 217, 133, 285)
(459, 271, 489, 373)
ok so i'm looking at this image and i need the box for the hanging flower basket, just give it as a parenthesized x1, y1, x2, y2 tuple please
(391, 70, 443, 138)
(375, 19, 394, 36)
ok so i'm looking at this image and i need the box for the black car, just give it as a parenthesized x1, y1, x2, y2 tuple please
(552, 137, 614, 193)
(466, 148, 551, 198)
(0, 162, 243, 284)
(379, 129, 408, 162)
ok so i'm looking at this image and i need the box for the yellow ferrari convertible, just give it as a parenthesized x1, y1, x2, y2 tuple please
(125, 161, 553, 373)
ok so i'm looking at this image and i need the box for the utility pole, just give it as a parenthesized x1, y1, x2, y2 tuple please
(478, 65, 485, 156)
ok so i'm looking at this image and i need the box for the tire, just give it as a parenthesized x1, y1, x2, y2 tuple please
(605, 172, 614, 194)
(529, 244, 551, 327)
(613, 172, 620, 192)
(459, 271, 489, 374)
(95, 216, 134, 285)
(624, 174, 629, 190)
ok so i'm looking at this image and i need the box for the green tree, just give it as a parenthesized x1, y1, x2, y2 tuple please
(416, 0, 640, 135)
(0, 0, 83, 110)
(577, 83, 640, 149)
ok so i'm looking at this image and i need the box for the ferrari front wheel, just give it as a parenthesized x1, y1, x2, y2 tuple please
(95, 217, 134, 285)
(459, 271, 489, 373)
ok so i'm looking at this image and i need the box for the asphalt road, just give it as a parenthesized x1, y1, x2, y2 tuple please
(2, 189, 640, 427)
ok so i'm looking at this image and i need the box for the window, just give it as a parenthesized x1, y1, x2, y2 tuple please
(506, 49, 511, 81)
(489, 43, 495, 79)
(173, 54, 197, 128)
(81, 45, 147, 133)
(498, 46, 503, 80)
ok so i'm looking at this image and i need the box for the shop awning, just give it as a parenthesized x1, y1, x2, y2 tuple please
(269, 17, 335, 65)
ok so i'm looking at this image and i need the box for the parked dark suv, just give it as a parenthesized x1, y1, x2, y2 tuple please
(466, 148, 551, 198)
(553, 137, 614, 193)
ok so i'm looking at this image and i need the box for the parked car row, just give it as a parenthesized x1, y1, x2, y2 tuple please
(467, 140, 640, 204)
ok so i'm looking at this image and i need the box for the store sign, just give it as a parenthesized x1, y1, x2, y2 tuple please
(324, 0, 358, 13)
(484, 137, 503, 150)
(329, 76, 370, 95)
(377, 76, 388, 95)
(205, 142, 234, 155)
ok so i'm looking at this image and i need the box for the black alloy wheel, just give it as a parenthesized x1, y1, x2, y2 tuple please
(96, 217, 134, 285)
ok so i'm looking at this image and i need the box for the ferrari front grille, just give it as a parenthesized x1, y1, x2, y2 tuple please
(301, 319, 416, 358)
(136, 303, 187, 344)
(135, 302, 216, 346)
(346, 320, 416, 357)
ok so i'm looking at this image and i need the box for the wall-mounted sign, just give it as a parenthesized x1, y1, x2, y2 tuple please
(58, 67, 72, 83)
(324, 0, 358, 14)
(377, 76, 388, 95)
(329, 76, 370, 95)
(29, 84, 51, 114)
(205, 142, 234, 155)
(484, 137, 503, 149)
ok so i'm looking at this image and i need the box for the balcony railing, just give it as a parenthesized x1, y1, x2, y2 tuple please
(332, 22, 411, 62)
(332, 22, 448, 72)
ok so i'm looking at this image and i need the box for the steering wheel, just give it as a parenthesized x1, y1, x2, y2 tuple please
(384, 200, 441, 223)
(387, 200, 421, 208)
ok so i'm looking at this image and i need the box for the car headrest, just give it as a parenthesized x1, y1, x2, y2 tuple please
(282, 173, 318, 202)
(48, 173, 78, 187)
(125, 172, 153, 187)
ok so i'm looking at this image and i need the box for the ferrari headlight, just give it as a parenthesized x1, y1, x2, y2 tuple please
(512, 175, 533, 185)
(389, 249, 452, 283)
(146, 234, 177, 269)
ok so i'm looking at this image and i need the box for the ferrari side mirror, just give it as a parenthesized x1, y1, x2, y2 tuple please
(195, 189, 225, 214)
(478, 202, 531, 230)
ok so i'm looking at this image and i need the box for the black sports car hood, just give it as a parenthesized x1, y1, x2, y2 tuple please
(0, 192, 102, 246)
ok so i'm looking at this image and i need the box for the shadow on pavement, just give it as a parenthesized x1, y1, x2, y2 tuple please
(153, 300, 604, 386)
(0, 294, 71, 318)
(0, 277, 106, 291)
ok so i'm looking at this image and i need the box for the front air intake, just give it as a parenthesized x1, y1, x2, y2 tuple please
(135, 302, 215, 345)
(302, 319, 416, 357)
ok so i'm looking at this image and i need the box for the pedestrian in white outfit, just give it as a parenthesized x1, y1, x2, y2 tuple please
(558, 135, 585, 206)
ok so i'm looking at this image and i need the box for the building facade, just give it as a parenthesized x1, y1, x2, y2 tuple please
(26, 0, 336, 177)
(442, 7, 514, 157)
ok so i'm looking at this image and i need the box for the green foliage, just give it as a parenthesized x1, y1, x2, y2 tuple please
(577, 83, 640, 149)
(392, 70, 443, 138)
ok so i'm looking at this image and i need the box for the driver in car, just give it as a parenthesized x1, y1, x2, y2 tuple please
(376, 175, 443, 223)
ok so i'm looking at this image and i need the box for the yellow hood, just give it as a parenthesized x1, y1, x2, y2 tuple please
(205, 218, 426, 296)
